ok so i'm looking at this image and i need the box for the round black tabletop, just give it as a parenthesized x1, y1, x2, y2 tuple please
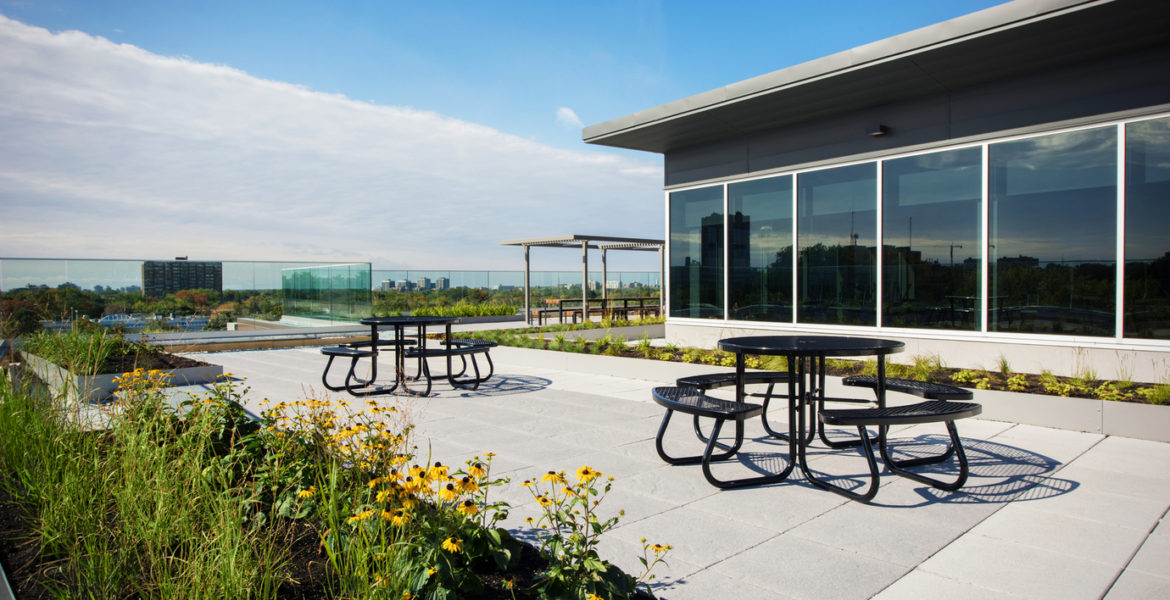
(717, 335, 904, 357)
(360, 316, 459, 326)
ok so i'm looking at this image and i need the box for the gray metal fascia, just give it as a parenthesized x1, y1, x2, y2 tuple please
(582, 0, 1104, 146)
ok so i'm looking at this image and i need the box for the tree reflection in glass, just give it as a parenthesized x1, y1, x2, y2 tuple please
(989, 127, 1116, 336)
(669, 185, 724, 319)
(797, 163, 877, 325)
(883, 148, 982, 329)
(1125, 116, 1170, 339)
(728, 175, 793, 322)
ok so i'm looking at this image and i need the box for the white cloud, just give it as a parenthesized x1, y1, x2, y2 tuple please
(0, 15, 664, 270)
(555, 106, 584, 129)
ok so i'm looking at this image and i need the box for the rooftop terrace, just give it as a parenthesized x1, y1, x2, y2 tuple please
(173, 334, 1170, 599)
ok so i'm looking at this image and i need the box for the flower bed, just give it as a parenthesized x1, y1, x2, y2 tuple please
(462, 320, 1169, 405)
(0, 354, 668, 598)
(17, 329, 221, 404)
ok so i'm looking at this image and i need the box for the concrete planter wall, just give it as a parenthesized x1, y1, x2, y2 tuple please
(20, 351, 223, 406)
(492, 346, 1170, 443)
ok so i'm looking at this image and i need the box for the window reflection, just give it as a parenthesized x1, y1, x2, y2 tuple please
(728, 175, 793, 322)
(989, 127, 1116, 335)
(669, 186, 724, 318)
(883, 148, 982, 329)
(1125, 117, 1170, 339)
(797, 164, 877, 325)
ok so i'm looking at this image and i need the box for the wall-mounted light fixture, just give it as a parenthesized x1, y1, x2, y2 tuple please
(867, 125, 889, 137)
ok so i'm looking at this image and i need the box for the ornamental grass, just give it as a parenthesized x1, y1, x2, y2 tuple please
(0, 343, 669, 599)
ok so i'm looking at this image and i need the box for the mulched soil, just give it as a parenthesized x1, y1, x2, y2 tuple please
(101, 351, 211, 374)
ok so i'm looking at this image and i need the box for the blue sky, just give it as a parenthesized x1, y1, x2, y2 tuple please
(0, 0, 1004, 270)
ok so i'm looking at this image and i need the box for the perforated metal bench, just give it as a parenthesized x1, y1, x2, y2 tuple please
(320, 346, 394, 396)
(651, 386, 793, 489)
(676, 371, 792, 443)
(843, 375, 973, 400)
(403, 339, 496, 394)
(807, 400, 982, 502)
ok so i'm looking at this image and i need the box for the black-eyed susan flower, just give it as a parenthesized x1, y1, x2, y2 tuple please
(439, 483, 458, 502)
(542, 470, 567, 485)
(651, 543, 673, 554)
(521, 479, 535, 488)
(575, 465, 602, 483)
(297, 487, 316, 499)
(457, 476, 478, 493)
(441, 537, 462, 553)
(535, 494, 553, 507)
(469, 462, 487, 479)
(457, 499, 478, 516)
(346, 509, 375, 524)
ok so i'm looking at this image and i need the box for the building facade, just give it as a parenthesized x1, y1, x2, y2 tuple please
(585, 0, 1170, 381)
(142, 260, 222, 298)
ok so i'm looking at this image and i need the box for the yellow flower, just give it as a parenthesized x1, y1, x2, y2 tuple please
(542, 470, 567, 485)
(535, 494, 553, 507)
(439, 483, 459, 502)
(485, 452, 497, 458)
(367, 477, 383, 489)
(575, 465, 602, 483)
(346, 509, 375, 524)
(426, 567, 437, 576)
(297, 487, 316, 499)
(402, 593, 413, 600)
(441, 537, 462, 553)
(650, 543, 673, 554)
(388, 508, 411, 527)
(520, 479, 535, 488)
(457, 499, 478, 516)
(468, 462, 487, 479)
(524, 516, 536, 525)
(376, 489, 392, 503)
(457, 476, 479, 493)
(587, 595, 603, 600)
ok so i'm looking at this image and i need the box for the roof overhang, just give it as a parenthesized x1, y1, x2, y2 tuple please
(583, 0, 1170, 154)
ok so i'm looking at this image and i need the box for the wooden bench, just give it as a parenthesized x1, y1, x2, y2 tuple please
(809, 400, 982, 502)
(651, 386, 792, 489)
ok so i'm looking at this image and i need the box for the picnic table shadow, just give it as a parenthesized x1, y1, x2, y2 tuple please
(447, 373, 553, 398)
(709, 431, 1078, 508)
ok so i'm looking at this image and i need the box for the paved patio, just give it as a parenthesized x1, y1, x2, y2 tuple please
(186, 344, 1170, 600)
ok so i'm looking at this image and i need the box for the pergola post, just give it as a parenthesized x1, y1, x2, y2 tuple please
(658, 246, 665, 311)
(524, 245, 531, 325)
(601, 248, 608, 304)
(581, 240, 588, 323)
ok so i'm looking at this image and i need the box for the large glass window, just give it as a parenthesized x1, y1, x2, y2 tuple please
(989, 127, 1117, 336)
(669, 185, 724, 318)
(882, 148, 982, 329)
(797, 163, 877, 325)
(728, 175, 793, 322)
(1125, 117, 1170, 339)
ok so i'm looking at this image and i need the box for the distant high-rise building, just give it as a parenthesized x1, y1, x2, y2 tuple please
(417, 277, 431, 290)
(380, 279, 392, 291)
(436, 277, 449, 290)
(142, 260, 222, 298)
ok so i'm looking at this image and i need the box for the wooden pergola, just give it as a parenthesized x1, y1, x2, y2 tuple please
(500, 234, 664, 325)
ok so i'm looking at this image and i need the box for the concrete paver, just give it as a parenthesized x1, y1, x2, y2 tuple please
(187, 346, 1170, 599)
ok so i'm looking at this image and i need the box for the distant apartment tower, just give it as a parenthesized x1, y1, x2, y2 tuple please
(417, 277, 431, 291)
(436, 277, 449, 290)
(380, 279, 393, 291)
(142, 260, 222, 298)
